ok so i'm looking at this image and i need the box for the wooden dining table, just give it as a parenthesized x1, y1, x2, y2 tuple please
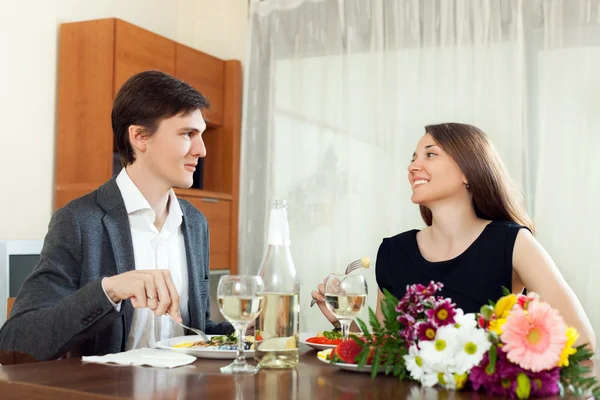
(0, 345, 597, 400)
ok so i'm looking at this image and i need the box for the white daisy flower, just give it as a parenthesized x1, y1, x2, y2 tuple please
(404, 344, 428, 381)
(436, 371, 456, 390)
(419, 325, 458, 370)
(454, 312, 478, 330)
(454, 325, 491, 374)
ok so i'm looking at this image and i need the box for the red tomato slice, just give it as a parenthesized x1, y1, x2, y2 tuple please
(306, 337, 342, 345)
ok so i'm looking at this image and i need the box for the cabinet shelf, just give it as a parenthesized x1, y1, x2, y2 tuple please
(173, 188, 232, 201)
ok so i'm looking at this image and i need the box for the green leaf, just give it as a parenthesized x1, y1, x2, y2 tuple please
(486, 345, 497, 375)
(501, 286, 512, 297)
(370, 353, 381, 380)
(358, 314, 373, 340)
(559, 344, 600, 398)
(355, 345, 370, 369)
(382, 288, 399, 303)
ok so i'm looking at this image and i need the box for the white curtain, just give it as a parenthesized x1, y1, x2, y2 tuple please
(531, 0, 600, 354)
(240, 0, 600, 345)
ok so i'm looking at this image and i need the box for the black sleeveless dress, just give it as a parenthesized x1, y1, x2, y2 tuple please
(375, 221, 527, 314)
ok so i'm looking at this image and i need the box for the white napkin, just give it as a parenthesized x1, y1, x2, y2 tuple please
(82, 348, 196, 368)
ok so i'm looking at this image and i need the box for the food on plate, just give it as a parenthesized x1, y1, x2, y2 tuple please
(318, 338, 374, 365)
(317, 348, 333, 361)
(172, 333, 255, 351)
(305, 329, 342, 346)
(305, 329, 364, 346)
(333, 339, 363, 363)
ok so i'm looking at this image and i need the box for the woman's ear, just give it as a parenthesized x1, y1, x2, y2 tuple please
(128, 125, 149, 155)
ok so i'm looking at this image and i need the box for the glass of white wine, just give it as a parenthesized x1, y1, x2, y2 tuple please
(217, 275, 265, 374)
(324, 274, 368, 341)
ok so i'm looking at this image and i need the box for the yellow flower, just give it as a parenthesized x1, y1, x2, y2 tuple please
(557, 327, 579, 367)
(494, 294, 517, 319)
(454, 372, 468, 389)
(488, 317, 507, 335)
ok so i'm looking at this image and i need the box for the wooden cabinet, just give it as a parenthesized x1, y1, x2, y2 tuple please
(179, 195, 231, 271)
(175, 44, 224, 126)
(56, 19, 115, 199)
(56, 18, 241, 274)
(114, 20, 175, 93)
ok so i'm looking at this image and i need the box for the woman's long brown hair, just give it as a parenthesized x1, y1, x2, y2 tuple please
(419, 123, 535, 233)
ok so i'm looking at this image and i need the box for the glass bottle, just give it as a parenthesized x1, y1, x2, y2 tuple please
(254, 200, 300, 369)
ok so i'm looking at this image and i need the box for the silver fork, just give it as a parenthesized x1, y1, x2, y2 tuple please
(166, 312, 210, 342)
(310, 258, 370, 307)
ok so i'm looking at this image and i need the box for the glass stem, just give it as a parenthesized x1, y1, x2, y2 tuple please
(235, 325, 247, 365)
(340, 320, 351, 341)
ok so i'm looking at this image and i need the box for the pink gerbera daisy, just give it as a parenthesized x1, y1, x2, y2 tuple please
(501, 300, 567, 372)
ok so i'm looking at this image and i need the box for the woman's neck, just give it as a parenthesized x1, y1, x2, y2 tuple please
(425, 197, 489, 251)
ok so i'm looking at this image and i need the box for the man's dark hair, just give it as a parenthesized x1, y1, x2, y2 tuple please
(111, 70, 210, 166)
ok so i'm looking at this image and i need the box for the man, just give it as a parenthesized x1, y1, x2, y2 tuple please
(0, 71, 233, 361)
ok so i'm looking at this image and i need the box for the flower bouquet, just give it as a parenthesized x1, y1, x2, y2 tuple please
(323, 281, 599, 399)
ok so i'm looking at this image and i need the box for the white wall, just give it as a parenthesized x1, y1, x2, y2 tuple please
(0, 0, 248, 240)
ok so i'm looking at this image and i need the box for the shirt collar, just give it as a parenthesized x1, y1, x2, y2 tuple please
(116, 169, 183, 224)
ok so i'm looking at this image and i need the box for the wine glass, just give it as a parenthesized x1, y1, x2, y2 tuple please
(324, 274, 368, 341)
(217, 275, 265, 374)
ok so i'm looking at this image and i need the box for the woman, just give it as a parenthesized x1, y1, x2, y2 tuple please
(311, 123, 596, 350)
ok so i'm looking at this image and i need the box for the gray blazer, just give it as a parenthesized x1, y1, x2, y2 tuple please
(0, 178, 232, 361)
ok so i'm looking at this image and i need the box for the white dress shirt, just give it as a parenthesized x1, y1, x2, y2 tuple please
(104, 169, 190, 350)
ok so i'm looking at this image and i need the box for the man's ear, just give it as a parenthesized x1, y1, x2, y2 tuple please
(128, 125, 149, 155)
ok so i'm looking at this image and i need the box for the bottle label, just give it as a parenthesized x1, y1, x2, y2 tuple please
(267, 208, 291, 246)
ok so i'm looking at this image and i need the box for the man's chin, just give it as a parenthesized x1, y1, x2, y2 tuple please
(173, 179, 194, 189)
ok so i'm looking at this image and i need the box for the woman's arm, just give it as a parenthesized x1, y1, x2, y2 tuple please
(512, 229, 596, 351)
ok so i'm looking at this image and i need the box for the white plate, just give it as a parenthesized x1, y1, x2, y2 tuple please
(316, 349, 372, 373)
(155, 335, 255, 359)
(299, 332, 340, 351)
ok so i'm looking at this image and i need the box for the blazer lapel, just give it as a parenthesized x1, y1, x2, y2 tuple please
(97, 178, 136, 346)
(181, 205, 206, 329)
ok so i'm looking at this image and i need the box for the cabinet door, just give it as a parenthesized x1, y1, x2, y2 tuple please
(175, 44, 224, 126)
(114, 19, 175, 93)
(180, 196, 231, 270)
(56, 19, 116, 209)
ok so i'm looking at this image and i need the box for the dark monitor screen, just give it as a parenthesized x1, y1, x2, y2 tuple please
(9, 255, 40, 297)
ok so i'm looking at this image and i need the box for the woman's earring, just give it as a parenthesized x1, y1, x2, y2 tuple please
(465, 183, 471, 189)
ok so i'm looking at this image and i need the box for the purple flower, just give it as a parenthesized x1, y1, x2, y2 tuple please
(397, 312, 415, 327)
(411, 283, 427, 294)
(528, 368, 560, 397)
(396, 300, 408, 313)
(425, 299, 457, 326)
(469, 352, 500, 391)
(415, 321, 437, 341)
(411, 302, 425, 315)
(470, 347, 537, 398)
(404, 281, 444, 304)
(397, 313, 418, 342)
(395, 282, 449, 347)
